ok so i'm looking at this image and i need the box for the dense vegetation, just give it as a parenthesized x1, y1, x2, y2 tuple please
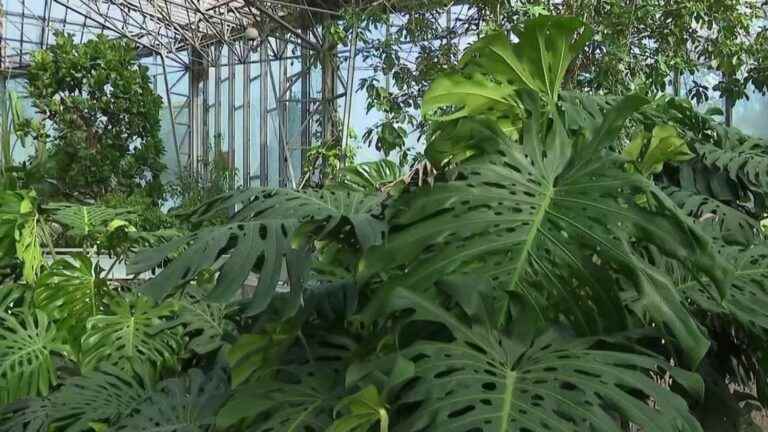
(3, 14, 768, 432)
(20, 33, 166, 202)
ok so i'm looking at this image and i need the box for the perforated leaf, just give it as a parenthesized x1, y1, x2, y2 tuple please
(80, 294, 181, 372)
(664, 186, 760, 246)
(48, 365, 152, 431)
(697, 140, 768, 192)
(0, 310, 69, 403)
(112, 368, 228, 432)
(168, 286, 235, 355)
(130, 188, 385, 314)
(423, 16, 592, 125)
(361, 92, 731, 367)
(217, 364, 344, 431)
(0, 397, 50, 432)
(387, 288, 703, 432)
(675, 239, 768, 336)
(35, 254, 108, 346)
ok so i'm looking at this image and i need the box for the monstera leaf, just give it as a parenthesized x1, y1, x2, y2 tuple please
(167, 286, 235, 355)
(386, 287, 704, 432)
(697, 140, 768, 192)
(48, 365, 152, 431)
(664, 186, 760, 246)
(361, 92, 731, 367)
(130, 188, 385, 314)
(80, 294, 181, 372)
(423, 16, 592, 127)
(674, 238, 768, 336)
(0, 397, 51, 432)
(35, 254, 108, 346)
(217, 363, 344, 431)
(0, 310, 69, 403)
(112, 368, 228, 432)
(225, 322, 299, 387)
(335, 159, 404, 192)
(48, 203, 135, 240)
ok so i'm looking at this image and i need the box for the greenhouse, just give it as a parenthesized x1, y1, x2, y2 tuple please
(3, 0, 768, 431)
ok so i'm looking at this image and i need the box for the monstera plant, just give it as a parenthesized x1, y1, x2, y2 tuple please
(3, 15, 768, 432)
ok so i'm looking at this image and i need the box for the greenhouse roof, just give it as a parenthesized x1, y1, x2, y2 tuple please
(3, 0, 358, 69)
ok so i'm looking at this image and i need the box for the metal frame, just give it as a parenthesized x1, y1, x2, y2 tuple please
(3, 0, 460, 187)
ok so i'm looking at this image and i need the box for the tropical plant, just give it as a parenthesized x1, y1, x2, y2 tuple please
(5, 14, 768, 432)
(24, 32, 165, 202)
(0, 310, 69, 403)
(0, 190, 44, 284)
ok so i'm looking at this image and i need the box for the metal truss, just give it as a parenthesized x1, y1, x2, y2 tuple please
(0, 0, 471, 187)
(48, 0, 350, 66)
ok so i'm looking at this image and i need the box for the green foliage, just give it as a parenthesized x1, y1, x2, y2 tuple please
(80, 294, 182, 373)
(362, 89, 729, 367)
(664, 186, 761, 246)
(225, 323, 298, 387)
(386, 287, 703, 432)
(7, 14, 768, 432)
(167, 142, 238, 221)
(0, 397, 51, 432)
(328, 386, 388, 432)
(0, 310, 69, 403)
(334, 159, 404, 192)
(112, 368, 228, 431)
(35, 254, 107, 347)
(424, 16, 591, 122)
(25, 32, 165, 201)
(48, 203, 135, 244)
(48, 366, 152, 431)
(169, 286, 235, 355)
(624, 125, 693, 177)
(217, 364, 343, 431)
(0, 190, 43, 283)
(130, 188, 386, 313)
(304, 139, 358, 186)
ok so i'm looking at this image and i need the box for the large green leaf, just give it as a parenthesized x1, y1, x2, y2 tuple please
(361, 92, 731, 367)
(674, 238, 768, 336)
(664, 186, 760, 246)
(335, 159, 404, 192)
(130, 188, 385, 314)
(217, 364, 344, 431)
(166, 286, 236, 355)
(48, 203, 134, 240)
(0, 397, 51, 432)
(623, 125, 693, 177)
(48, 365, 152, 431)
(423, 16, 592, 125)
(80, 294, 181, 372)
(327, 385, 389, 432)
(225, 323, 298, 388)
(387, 287, 704, 432)
(35, 254, 108, 346)
(0, 190, 42, 283)
(0, 310, 69, 403)
(112, 368, 228, 432)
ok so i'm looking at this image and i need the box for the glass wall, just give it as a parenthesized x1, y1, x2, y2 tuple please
(193, 41, 310, 188)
